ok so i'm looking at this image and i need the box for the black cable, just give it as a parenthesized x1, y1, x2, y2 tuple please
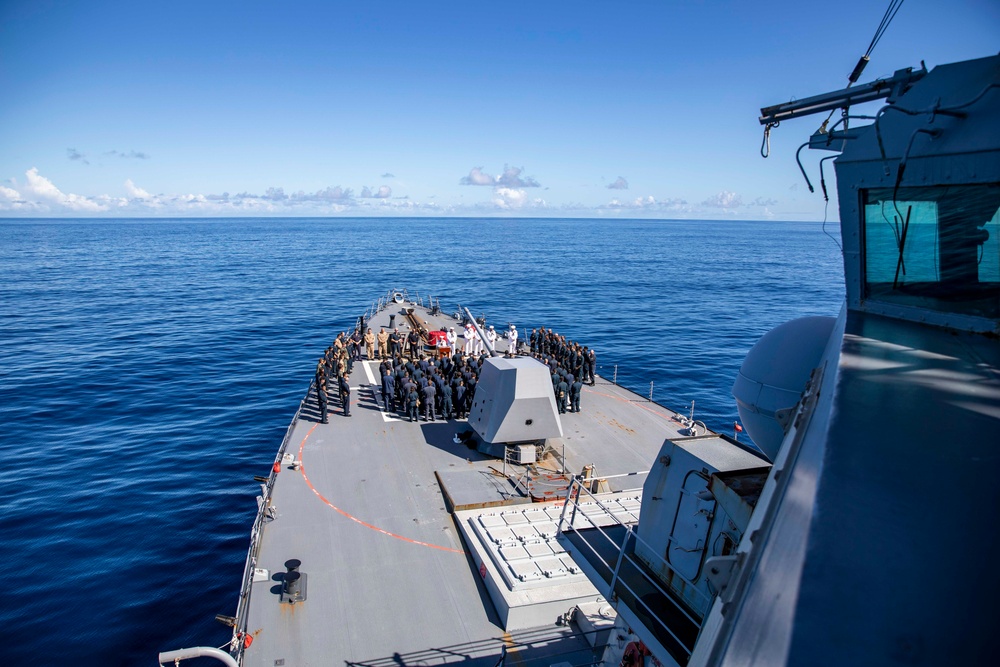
(795, 141, 815, 193)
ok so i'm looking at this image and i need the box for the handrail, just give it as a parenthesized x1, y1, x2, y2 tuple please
(563, 477, 709, 603)
(557, 476, 713, 661)
(159, 646, 239, 667)
(226, 386, 308, 663)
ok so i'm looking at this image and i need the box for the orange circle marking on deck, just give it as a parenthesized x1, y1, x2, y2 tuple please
(296, 422, 466, 555)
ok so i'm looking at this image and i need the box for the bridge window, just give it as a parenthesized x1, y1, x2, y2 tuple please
(863, 184, 1000, 320)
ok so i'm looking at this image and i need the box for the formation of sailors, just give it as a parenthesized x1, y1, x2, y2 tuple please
(380, 349, 490, 422)
(315, 331, 359, 422)
(527, 327, 597, 414)
(314, 322, 598, 423)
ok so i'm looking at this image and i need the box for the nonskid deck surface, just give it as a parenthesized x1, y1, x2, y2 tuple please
(242, 303, 711, 666)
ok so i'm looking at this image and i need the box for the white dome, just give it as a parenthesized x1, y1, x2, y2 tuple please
(732, 316, 836, 461)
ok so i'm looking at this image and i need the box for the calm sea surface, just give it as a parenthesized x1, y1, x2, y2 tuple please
(0, 217, 843, 665)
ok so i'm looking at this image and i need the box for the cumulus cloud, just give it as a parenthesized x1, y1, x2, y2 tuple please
(21, 168, 106, 211)
(491, 187, 546, 210)
(460, 165, 540, 188)
(67, 148, 90, 165)
(124, 179, 152, 199)
(301, 186, 353, 202)
(701, 191, 743, 208)
(601, 195, 689, 212)
(0, 185, 27, 209)
(493, 187, 527, 208)
(360, 185, 392, 198)
(497, 165, 539, 188)
(749, 196, 778, 207)
(607, 176, 629, 190)
(381, 172, 395, 178)
(460, 167, 496, 186)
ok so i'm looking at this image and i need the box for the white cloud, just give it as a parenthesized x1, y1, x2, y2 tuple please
(493, 187, 527, 208)
(460, 167, 496, 186)
(607, 176, 629, 190)
(491, 187, 546, 210)
(701, 191, 742, 208)
(602, 195, 688, 211)
(23, 168, 107, 211)
(360, 185, 392, 198)
(460, 165, 540, 188)
(497, 165, 540, 188)
(124, 179, 152, 199)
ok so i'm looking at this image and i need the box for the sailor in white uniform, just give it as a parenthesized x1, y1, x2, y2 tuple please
(446, 326, 457, 352)
(484, 325, 497, 353)
(507, 324, 518, 356)
(463, 323, 476, 355)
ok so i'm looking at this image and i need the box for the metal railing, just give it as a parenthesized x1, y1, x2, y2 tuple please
(227, 390, 309, 664)
(557, 474, 711, 662)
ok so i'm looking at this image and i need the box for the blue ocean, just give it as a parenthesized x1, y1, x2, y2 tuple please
(0, 217, 843, 665)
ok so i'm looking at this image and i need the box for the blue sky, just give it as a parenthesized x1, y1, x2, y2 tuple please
(1, 0, 997, 219)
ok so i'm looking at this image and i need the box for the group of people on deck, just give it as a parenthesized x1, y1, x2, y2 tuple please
(313, 318, 598, 423)
(527, 327, 597, 414)
(380, 350, 491, 422)
(314, 331, 360, 422)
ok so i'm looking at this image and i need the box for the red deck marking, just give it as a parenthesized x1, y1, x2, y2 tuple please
(296, 423, 466, 555)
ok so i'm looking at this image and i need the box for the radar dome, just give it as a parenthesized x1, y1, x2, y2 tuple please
(732, 316, 836, 461)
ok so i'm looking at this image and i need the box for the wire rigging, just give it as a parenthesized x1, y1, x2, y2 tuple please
(818, 0, 906, 131)
(867, 0, 906, 61)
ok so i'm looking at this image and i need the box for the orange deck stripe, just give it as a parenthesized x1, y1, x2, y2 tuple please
(296, 422, 466, 555)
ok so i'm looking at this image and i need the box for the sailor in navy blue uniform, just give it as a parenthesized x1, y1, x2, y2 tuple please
(339, 373, 351, 416)
(381, 369, 396, 413)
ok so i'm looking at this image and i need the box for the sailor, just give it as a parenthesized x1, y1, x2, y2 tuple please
(364, 328, 376, 359)
(436, 332, 449, 359)
(586, 348, 597, 385)
(316, 358, 329, 424)
(569, 378, 583, 413)
(508, 324, 518, 356)
(463, 323, 475, 354)
(350, 329, 363, 361)
(400, 373, 415, 412)
(389, 328, 402, 357)
(421, 381, 436, 421)
(440, 382, 453, 420)
(407, 329, 421, 358)
(381, 368, 396, 413)
(406, 385, 420, 422)
(339, 373, 352, 416)
(556, 377, 569, 414)
(454, 379, 467, 419)
(445, 327, 457, 356)
(484, 325, 498, 353)
(377, 327, 389, 359)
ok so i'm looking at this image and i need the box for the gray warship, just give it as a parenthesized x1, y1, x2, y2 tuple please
(160, 53, 999, 666)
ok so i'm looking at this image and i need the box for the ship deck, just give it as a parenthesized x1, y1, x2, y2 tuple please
(240, 300, 708, 667)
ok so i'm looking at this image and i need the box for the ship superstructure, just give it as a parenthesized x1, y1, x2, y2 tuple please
(556, 54, 1000, 667)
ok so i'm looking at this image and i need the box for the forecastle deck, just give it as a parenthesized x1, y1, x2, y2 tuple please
(235, 298, 718, 667)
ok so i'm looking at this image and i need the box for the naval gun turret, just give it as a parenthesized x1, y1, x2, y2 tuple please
(462, 308, 563, 460)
